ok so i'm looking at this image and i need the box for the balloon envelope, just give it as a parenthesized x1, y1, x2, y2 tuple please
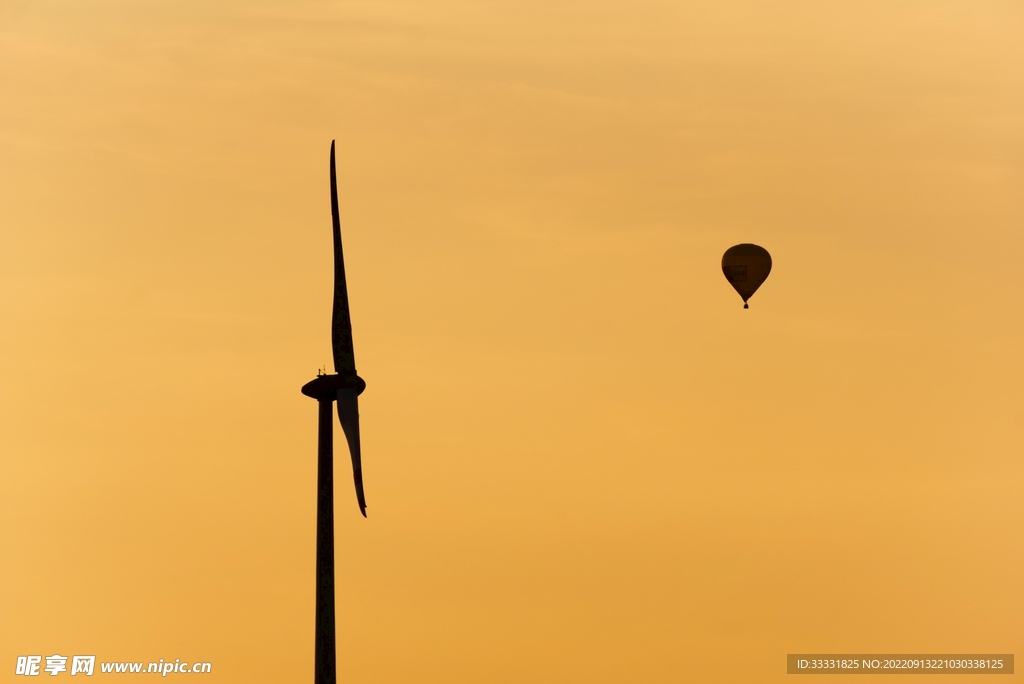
(722, 244, 771, 308)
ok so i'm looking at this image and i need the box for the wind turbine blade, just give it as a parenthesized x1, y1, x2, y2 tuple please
(336, 391, 366, 517)
(329, 141, 356, 373)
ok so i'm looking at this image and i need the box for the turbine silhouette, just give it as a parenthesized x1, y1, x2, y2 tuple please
(300, 141, 367, 684)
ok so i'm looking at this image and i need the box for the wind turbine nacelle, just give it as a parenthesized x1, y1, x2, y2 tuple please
(301, 373, 366, 400)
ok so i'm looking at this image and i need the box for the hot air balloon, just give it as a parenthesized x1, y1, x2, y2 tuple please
(722, 244, 771, 308)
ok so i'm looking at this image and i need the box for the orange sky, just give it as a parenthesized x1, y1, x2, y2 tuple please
(2, 1, 1022, 682)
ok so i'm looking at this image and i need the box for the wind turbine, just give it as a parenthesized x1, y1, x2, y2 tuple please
(300, 141, 367, 684)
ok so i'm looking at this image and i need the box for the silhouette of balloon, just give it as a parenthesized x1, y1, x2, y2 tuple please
(722, 244, 771, 309)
